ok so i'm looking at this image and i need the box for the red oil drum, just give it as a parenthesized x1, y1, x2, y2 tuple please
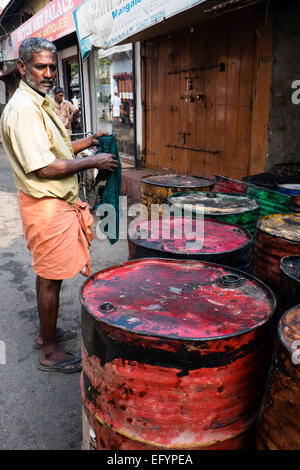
(257, 304, 300, 450)
(80, 258, 276, 450)
(252, 213, 300, 292)
(127, 217, 253, 272)
(213, 174, 248, 195)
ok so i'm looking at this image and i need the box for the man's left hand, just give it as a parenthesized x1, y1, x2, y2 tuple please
(89, 130, 111, 147)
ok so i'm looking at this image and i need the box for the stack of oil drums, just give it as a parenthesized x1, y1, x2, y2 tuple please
(81, 171, 300, 451)
(256, 254, 300, 450)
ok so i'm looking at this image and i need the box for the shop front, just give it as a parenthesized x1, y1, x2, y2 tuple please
(89, 43, 135, 161)
(9, 0, 87, 135)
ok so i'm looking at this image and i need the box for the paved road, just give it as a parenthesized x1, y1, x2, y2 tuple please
(0, 144, 129, 450)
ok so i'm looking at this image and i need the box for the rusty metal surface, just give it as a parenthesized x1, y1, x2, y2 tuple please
(168, 191, 259, 215)
(257, 305, 300, 450)
(82, 405, 256, 450)
(253, 214, 300, 291)
(80, 259, 275, 340)
(141, 174, 214, 188)
(291, 195, 300, 209)
(279, 256, 300, 314)
(257, 213, 300, 242)
(141, 174, 214, 216)
(246, 186, 291, 218)
(128, 217, 253, 270)
(213, 175, 248, 195)
(168, 191, 260, 235)
(279, 304, 300, 356)
(80, 259, 275, 449)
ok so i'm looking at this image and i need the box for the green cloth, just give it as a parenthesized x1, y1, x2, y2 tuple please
(95, 134, 122, 245)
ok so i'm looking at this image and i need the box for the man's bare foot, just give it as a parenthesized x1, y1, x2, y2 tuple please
(38, 345, 81, 373)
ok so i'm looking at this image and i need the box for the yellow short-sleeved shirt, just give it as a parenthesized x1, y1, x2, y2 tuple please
(0, 80, 79, 206)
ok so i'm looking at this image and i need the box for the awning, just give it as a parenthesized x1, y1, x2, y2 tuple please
(74, 0, 210, 60)
(74, 0, 263, 60)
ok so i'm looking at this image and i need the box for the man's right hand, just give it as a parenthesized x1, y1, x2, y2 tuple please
(35, 153, 118, 180)
(91, 153, 118, 172)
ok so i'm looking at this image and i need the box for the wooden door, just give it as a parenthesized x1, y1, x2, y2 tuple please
(142, 8, 273, 179)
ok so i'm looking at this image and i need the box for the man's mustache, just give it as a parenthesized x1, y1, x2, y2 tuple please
(41, 79, 54, 84)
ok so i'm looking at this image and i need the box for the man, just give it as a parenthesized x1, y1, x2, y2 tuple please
(53, 86, 79, 135)
(112, 92, 121, 122)
(0, 37, 118, 373)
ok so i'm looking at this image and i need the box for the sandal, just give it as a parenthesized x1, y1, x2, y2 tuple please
(32, 328, 76, 350)
(36, 354, 82, 374)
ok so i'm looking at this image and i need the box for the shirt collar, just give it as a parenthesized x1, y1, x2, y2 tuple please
(19, 80, 55, 109)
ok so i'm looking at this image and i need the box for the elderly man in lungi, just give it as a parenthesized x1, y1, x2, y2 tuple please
(0, 37, 118, 373)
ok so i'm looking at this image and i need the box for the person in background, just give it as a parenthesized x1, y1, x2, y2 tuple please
(0, 37, 118, 374)
(112, 91, 121, 122)
(53, 86, 79, 135)
(71, 95, 79, 109)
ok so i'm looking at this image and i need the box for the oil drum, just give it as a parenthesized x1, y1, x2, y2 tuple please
(80, 258, 276, 450)
(272, 161, 300, 181)
(127, 216, 253, 272)
(257, 304, 300, 450)
(277, 185, 300, 213)
(290, 195, 300, 213)
(140, 174, 214, 217)
(168, 191, 260, 235)
(213, 174, 248, 195)
(279, 255, 300, 314)
(245, 185, 291, 218)
(252, 214, 300, 292)
(277, 184, 300, 197)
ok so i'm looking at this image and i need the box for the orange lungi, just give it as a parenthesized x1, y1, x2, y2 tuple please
(17, 191, 95, 280)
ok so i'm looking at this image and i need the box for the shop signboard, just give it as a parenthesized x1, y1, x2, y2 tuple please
(74, 0, 207, 60)
(11, 0, 82, 59)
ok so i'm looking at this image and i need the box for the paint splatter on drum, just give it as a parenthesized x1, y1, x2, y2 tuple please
(80, 258, 276, 450)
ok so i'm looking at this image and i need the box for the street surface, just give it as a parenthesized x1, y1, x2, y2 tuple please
(0, 143, 129, 450)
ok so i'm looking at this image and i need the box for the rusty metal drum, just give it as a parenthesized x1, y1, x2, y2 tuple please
(290, 195, 300, 212)
(213, 174, 248, 195)
(168, 191, 260, 235)
(80, 258, 276, 450)
(278, 184, 300, 197)
(140, 174, 214, 217)
(279, 255, 300, 315)
(252, 214, 300, 292)
(128, 216, 253, 272)
(246, 185, 291, 218)
(257, 304, 300, 450)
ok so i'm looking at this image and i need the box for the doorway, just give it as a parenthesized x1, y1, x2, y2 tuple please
(62, 55, 84, 135)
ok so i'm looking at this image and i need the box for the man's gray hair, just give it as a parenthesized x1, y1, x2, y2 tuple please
(18, 37, 57, 63)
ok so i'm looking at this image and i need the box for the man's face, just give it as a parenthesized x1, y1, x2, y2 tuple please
(17, 50, 57, 94)
(55, 92, 64, 103)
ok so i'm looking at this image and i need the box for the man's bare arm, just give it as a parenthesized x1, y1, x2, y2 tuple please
(71, 131, 109, 155)
(35, 153, 118, 179)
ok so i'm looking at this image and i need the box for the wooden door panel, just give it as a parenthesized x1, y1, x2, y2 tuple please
(143, 9, 272, 180)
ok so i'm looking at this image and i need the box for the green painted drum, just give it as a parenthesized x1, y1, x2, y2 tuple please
(245, 186, 291, 218)
(168, 191, 260, 235)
